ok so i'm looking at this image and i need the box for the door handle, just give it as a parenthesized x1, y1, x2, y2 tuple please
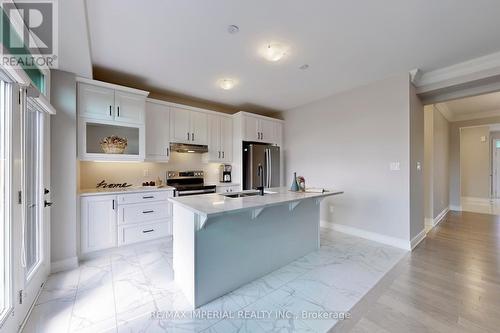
(44, 188, 50, 195)
(44, 200, 53, 207)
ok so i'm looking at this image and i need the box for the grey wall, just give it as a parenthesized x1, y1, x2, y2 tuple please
(284, 73, 417, 243)
(50, 70, 78, 263)
(409, 84, 424, 239)
(423, 107, 433, 220)
(449, 116, 500, 207)
(460, 126, 490, 198)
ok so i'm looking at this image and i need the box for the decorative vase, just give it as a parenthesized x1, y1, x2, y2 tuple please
(290, 172, 300, 192)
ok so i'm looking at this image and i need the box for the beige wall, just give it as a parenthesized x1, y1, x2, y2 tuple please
(449, 116, 500, 207)
(410, 84, 425, 239)
(460, 126, 490, 198)
(424, 106, 450, 220)
(284, 73, 420, 244)
(79, 153, 223, 189)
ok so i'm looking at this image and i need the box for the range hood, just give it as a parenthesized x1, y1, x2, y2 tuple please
(170, 143, 208, 153)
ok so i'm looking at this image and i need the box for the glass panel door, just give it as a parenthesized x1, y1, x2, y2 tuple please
(24, 99, 43, 279)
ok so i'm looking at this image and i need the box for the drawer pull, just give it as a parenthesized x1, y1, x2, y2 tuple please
(142, 195, 154, 199)
(142, 229, 155, 233)
(142, 210, 154, 214)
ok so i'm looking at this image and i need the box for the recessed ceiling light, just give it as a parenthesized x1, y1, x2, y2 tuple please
(227, 25, 239, 34)
(299, 64, 309, 70)
(260, 43, 289, 62)
(218, 78, 236, 90)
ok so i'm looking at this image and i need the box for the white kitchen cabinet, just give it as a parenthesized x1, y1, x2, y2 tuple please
(145, 100, 171, 162)
(170, 107, 208, 145)
(78, 83, 115, 121)
(242, 114, 278, 144)
(190, 111, 208, 145)
(207, 114, 232, 162)
(170, 107, 191, 143)
(80, 194, 117, 254)
(114, 91, 145, 124)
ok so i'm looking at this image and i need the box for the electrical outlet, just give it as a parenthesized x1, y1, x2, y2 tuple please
(143, 169, 149, 177)
(389, 162, 400, 171)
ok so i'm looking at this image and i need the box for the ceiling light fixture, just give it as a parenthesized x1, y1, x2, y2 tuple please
(260, 43, 289, 62)
(218, 78, 236, 90)
(227, 25, 239, 34)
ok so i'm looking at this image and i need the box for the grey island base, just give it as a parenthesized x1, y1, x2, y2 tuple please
(169, 187, 343, 309)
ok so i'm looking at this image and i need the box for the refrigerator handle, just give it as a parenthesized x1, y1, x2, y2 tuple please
(266, 148, 271, 188)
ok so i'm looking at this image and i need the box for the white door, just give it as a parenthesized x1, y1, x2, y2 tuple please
(260, 118, 276, 144)
(77, 83, 115, 121)
(114, 91, 145, 125)
(207, 114, 221, 161)
(145, 101, 170, 161)
(170, 107, 191, 143)
(243, 115, 260, 141)
(81, 195, 117, 254)
(0, 83, 51, 332)
(190, 111, 208, 145)
(220, 116, 233, 162)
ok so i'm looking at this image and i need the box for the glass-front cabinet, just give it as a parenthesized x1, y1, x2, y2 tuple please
(76, 78, 148, 161)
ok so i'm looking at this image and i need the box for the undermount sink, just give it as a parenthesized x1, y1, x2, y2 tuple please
(220, 191, 261, 198)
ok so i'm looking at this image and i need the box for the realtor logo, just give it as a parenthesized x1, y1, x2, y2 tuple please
(1, 0, 58, 68)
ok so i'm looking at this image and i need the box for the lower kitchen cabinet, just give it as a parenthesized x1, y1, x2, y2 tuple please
(80, 194, 117, 254)
(80, 189, 174, 255)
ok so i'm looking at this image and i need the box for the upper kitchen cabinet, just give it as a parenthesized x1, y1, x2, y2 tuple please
(76, 78, 149, 161)
(170, 107, 208, 145)
(145, 99, 171, 162)
(207, 114, 232, 162)
(238, 112, 282, 145)
(78, 83, 115, 121)
(77, 78, 148, 126)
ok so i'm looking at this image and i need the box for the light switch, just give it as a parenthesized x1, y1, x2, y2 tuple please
(481, 136, 487, 142)
(390, 162, 400, 171)
(417, 162, 422, 171)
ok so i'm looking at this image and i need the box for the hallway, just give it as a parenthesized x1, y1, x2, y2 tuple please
(334, 211, 500, 332)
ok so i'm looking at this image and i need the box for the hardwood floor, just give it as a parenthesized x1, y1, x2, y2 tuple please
(332, 211, 500, 333)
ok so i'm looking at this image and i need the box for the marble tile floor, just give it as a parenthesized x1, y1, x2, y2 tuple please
(22, 228, 405, 333)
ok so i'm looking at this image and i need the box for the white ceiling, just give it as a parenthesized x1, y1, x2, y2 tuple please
(84, 0, 500, 111)
(438, 91, 500, 121)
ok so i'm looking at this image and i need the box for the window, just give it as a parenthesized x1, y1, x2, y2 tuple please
(24, 98, 43, 279)
(0, 80, 12, 321)
(495, 140, 500, 149)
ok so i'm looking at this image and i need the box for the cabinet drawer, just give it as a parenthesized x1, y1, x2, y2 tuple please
(118, 202, 170, 224)
(117, 191, 172, 205)
(118, 222, 169, 246)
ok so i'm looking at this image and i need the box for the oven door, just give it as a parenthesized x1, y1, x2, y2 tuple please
(176, 188, 216, 197)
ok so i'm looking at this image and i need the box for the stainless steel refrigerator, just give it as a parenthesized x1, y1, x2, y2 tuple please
(243, 142, 280, 190)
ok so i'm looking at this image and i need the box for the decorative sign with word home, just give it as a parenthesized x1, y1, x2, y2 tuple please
(96, 180, 133, 189)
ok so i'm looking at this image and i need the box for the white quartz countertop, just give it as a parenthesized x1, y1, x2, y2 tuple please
(79, 186, 175, 196)
(169, 187, 343, 218)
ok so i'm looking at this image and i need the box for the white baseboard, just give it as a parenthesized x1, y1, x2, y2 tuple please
(433, 207, 449, 226)
(449, 204, 461, 211)
(410, 229, 426, 250)
(51, 256, 79, 274)
(321, 220, 411, 251)
(461, 196, 491, 204)
(424, 217, 434, 227)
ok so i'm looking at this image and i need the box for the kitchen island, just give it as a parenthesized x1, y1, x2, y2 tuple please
(169, 187, 343, 308)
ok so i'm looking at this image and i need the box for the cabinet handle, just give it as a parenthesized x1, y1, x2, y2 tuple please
(192, 132, 195, 141)
(142, 229, 154, 233)
(142, 210, 154, 214)
(222, 151, 225, 158)
(166, 147, 169, 156)
(218, 151, 220, 159)
(112, 199, 115, 210)
(261, 132, 263, 140)
(142, 195, 154, 199)
(109, 105, 112, 116)
(187, 132, 190, 141)
(117, 106, 120, 117)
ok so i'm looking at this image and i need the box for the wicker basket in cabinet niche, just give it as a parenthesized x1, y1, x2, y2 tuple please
(100, 135, 128, 154)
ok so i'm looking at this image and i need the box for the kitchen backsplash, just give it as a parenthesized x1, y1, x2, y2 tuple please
(79, 152, 223, 189)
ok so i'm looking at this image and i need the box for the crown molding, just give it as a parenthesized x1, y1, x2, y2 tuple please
(415, 51, 500, 94)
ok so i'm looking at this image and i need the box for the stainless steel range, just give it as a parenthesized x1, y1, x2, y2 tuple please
(166, 171, 216, 197)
